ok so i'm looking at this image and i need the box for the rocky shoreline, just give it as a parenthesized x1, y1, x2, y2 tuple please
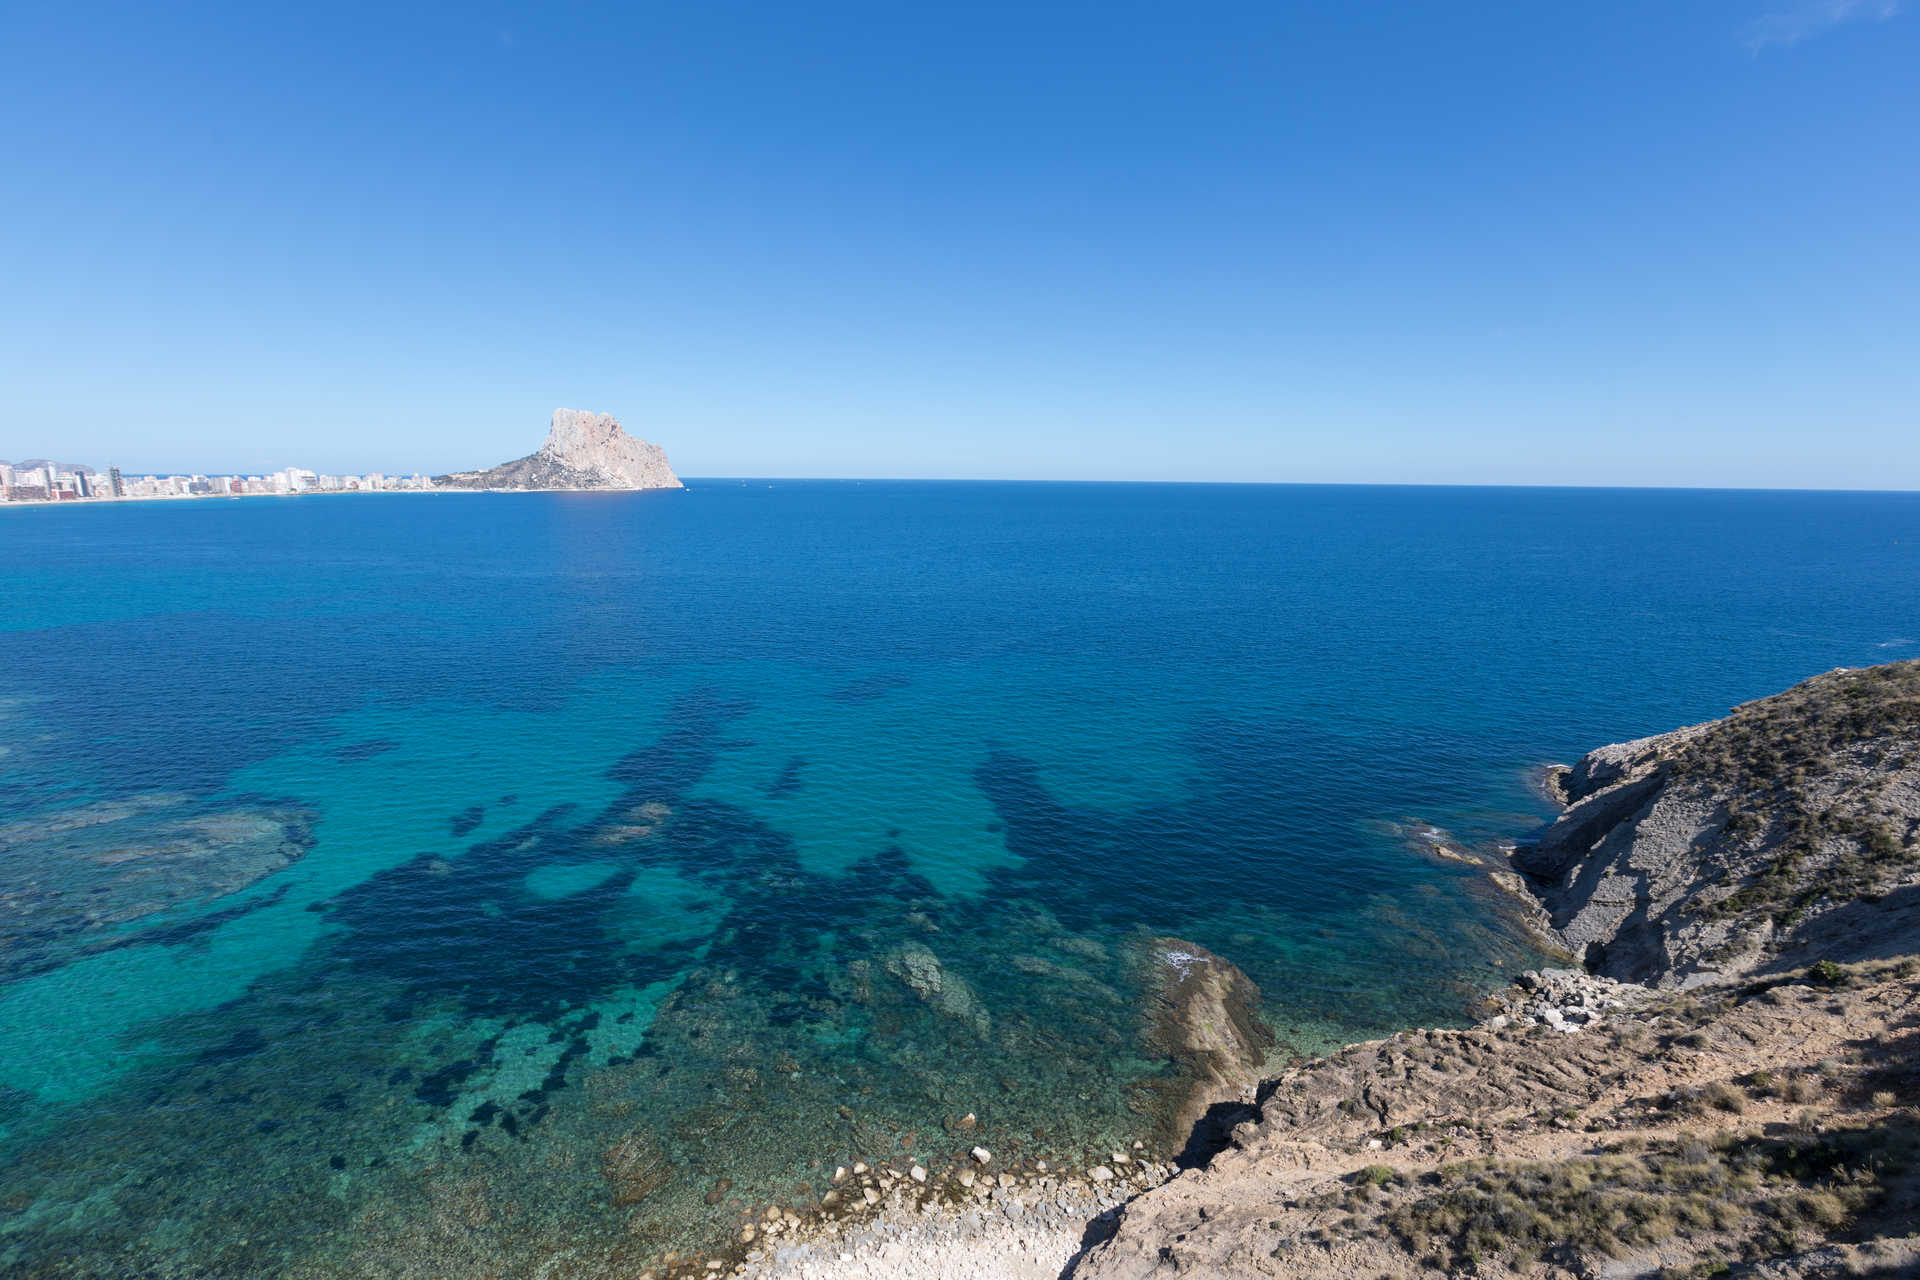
(648, 661, 1920, 1279)
(605, 937, 1279, 1280)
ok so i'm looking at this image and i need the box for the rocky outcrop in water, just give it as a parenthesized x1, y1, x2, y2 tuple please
(434, 408, 682, 491)
(601, 1130, 675, 1206)
(884, 942, 991, 1038)
(1134, 938, 1275, 1143)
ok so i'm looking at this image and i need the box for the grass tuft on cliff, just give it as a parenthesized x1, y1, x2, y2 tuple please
(1679, 661, 1920, 931)
(1376, 1124, 1910, 1272)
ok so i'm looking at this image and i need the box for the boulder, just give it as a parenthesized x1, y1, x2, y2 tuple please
(600, 1130, 673, 1206)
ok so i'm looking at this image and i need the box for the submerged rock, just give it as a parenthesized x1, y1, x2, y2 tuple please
(882, 942, 991, 1038)
(0, 797, 314, 982)
(1135, 937, 1275, 1139)
(600, 1130, 674, 1206)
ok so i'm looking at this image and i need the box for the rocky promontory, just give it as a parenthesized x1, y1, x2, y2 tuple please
(434, 408, 682, 491)
(1060, 661, 1920, 1280)
(1518, 660, 1920, 988)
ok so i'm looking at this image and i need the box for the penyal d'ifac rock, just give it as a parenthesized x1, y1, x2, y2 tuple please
(435, 408, 682, 491)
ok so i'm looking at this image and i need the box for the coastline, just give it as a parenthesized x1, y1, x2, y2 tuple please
(731, 1153, 1169, 1280)
(0, 488, 455, 509)
(0, 485, 688, 510)
(679, 661, 1920, 1278)
(618, 887, 1546, 1280)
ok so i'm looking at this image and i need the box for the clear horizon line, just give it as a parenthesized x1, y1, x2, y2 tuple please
(682, 476, 1920, 495)
(10, 467, 1920, 497)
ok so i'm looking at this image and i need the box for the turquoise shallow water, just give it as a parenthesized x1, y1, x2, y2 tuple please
(0, 482, 1916, 1275)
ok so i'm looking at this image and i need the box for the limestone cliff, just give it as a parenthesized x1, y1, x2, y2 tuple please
(434, 408, 682, 491)
(1516, 660, 1920, 988)
(1063, 662, 1920, 1280)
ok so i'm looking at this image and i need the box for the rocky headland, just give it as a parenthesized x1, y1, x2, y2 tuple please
(434, 408, 682, 491)
(708, 662, 1920, 1280)
(1519, 661, 1920, 989)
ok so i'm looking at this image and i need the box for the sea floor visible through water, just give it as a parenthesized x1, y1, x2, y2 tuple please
(1, 481, 1916, 1276)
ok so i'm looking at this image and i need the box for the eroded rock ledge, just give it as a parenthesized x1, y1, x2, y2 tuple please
(1518, 660, 1920, 988)
(1066, 661, 1920, 1279)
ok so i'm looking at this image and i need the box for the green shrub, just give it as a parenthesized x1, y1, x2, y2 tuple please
(1380, 1128, 1897, 1273)
(1807, 960, 1847, 987)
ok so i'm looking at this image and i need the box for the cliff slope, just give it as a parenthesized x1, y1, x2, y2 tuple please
(1068, 662, 1920, 1280)
(435, 408, 682, 491)
(1074, 959, 1919, 1279)
(1517, 660, 1920, 988)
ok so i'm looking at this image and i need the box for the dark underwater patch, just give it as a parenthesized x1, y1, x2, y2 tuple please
(768, 755, 806, 797)
(415, 1055, 488, 1108)
(606, 688, 752, 793)
(121, 883, 293, 952)
(331, 738, 400, 763)
(449, 805, 485, 837)
(824, 673, 910, 704)
(197, 1027, 268, 1066)
(973, 718, 1402, 932)
(322, 691, 812, 1026)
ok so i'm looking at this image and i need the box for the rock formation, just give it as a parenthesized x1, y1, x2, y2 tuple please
(1060, 661, 1920, 1280)
(601, 1130, 675, 1205)
(434, 408, 682, 491)
(0, 794, 315, 983)
(1134, 938, 1275, 1143)
(883, 942, 992, 1038)
(1516, 660, 1920, 988)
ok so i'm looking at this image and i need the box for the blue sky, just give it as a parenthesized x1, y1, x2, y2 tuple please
(2, 1, 1915, 485)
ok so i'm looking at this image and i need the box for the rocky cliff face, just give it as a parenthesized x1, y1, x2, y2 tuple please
(1065, 662, 1920, 1280)
(1517, 661, 1920, 988)
(434, 408, 682, 491)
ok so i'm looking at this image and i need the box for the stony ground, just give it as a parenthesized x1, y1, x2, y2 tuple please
(1073, 956, 1920, 1278)
(738, 1177, 1133, 1280)
(642, 957, 1919, 1280)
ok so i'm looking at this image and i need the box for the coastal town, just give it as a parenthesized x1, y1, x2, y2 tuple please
(2, 410, 677, 503)
(0, 460, 436, 503)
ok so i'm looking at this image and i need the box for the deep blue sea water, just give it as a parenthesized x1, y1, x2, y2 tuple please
(1, 482, 1916, 1275)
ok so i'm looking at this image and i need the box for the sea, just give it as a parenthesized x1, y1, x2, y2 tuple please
(0, 481, 1915, 1276)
